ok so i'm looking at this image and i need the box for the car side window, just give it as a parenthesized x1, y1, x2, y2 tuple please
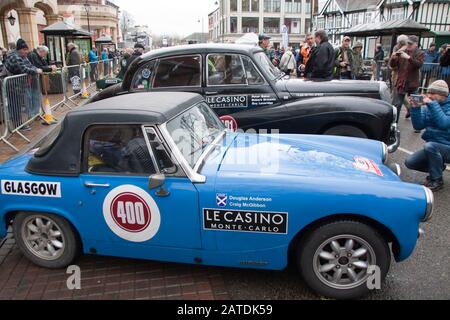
(153, 55, 201, 88)
(131, 60, 156, 91)
(84, 125, 157, 175)
(144, 127, 178, 175)
(207, 54, 246, 86)
(241, 55, 265, 85)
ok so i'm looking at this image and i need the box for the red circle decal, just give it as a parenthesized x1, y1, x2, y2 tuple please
(220, 115, 239, 132)
(110, 192, 151, 233)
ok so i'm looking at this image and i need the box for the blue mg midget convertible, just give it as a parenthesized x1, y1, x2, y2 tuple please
(0, 92, 433, 299)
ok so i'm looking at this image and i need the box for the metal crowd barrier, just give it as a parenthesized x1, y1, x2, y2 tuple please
(0, 57, 123, 152)
(361, 60, 450, 92)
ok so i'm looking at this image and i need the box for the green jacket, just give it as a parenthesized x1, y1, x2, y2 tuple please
(351, 50, 364, 78)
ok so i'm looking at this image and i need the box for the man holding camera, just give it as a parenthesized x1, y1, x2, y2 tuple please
(389, 35, 425, 122)
(405, 80, 450, 191)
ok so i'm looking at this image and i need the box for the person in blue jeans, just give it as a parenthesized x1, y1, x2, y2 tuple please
(405, 80, 450, 191)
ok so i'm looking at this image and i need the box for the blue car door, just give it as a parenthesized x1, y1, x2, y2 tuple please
(78, 124, 202, 249)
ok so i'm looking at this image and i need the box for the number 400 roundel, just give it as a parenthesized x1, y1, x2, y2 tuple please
(103, 185, 161, 242)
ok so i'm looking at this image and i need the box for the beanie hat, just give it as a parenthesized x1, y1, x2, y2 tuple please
(134, 43, 145, 50)
(428, 80, 449, 96)
(16, 38, 28, 51)
(353, 41, 363, 49)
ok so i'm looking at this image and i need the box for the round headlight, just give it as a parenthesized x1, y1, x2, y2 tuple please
(422, 187, 434, 222)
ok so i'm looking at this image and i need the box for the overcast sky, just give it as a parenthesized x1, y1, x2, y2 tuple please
(112, 0, 218, 37)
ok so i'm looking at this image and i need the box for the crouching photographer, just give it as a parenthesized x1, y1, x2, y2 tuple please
(405, 80, 450, 191)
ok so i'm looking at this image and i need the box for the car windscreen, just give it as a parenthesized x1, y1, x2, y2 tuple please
(165, 102, 225, 168)
(254, 52, 283, 80)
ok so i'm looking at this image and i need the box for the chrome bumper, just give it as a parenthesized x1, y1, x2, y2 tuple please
(387, 123, 401, 153)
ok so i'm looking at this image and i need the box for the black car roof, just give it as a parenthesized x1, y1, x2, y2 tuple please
(140, 43, 264, 61)
(26, 92, 204, 177)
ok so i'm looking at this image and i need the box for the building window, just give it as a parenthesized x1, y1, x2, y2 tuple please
(230, 0, 238, 12)
(285, 18, 301, 34)
(242, 0, 260, 12)
(390, 7, 405, 21)
(317, 17, 325, 30)
(365, 12, 373, 23)
(325, 15, 334, 29)
(242, 17, 259, 33)
(285, 0, 301, 13)
(264, 0, 280, 13)
(264, 17, 280, 33)
(230, 17, 238, 33)
(305, 0, 311, 14)
(305, 18, 311, 33)
(335, 14, 342, 28)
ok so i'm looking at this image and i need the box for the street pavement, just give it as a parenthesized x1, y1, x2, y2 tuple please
(0, 109, 449, 300)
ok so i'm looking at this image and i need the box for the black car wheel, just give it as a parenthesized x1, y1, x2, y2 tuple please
(13, 213, 80, 269)
(297, 220, 391, 300)
(324, 125, 368, 139)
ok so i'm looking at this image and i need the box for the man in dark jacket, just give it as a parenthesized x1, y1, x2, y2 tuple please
(440, 44, 450, 88)
(3, 39, 43, 131)
(305, 30, 335, 81)
(374, 44, 384, 81)
(405, 80, 450, 191)
(389, 35, 425, 122)
(128, 43, 145, 67)
(28, 46, 57, 72)
(66, 43, 82, 94)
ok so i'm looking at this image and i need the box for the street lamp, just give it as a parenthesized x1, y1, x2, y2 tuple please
(7, 12, 16, 26)
(83, 2, 91, 34)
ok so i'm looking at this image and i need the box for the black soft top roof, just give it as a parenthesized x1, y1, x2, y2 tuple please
(26, 92, 204, 177)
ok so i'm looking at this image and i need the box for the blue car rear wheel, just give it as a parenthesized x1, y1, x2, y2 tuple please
(13, 213, 80, 269)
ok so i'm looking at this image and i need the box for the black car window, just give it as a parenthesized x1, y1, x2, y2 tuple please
(207, 54, 247, 86)
(131, 60, 156, 91)
(144, 127, 178, 175)
(153, 55, 201, 88)
(241, 55, 265, 85)
(84, 125, 157, 175)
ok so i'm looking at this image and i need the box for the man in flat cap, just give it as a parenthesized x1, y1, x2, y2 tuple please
(259, 34, 277, 66)
(389, 35, 425, 122)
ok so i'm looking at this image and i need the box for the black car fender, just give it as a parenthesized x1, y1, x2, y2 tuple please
(280, 96, 393, 141)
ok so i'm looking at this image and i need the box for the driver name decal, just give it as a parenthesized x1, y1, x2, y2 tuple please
(1, 180, 61, 198)
(207, 95, 248, 108)
(103, 185, 161, 242)
(203, 208, 288, 234)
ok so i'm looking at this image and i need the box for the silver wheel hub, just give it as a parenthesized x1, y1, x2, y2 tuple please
(313, 235, 376, 290)
(21, 216, 65, 261)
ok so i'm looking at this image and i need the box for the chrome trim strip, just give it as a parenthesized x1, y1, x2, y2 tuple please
(422, 186, 434, 222)
(193, 130, 226, 173)
(388, 123, 400, 153)
(159, 123, 207, 184)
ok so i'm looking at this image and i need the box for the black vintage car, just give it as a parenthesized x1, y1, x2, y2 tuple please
(90, 44, 399, 152)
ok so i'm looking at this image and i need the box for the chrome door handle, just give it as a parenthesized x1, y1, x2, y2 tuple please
(84, 182, 110, 188)
(205, 91, 218, 95)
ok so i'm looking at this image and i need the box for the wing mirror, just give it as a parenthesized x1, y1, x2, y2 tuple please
(148, 174, 170, 197)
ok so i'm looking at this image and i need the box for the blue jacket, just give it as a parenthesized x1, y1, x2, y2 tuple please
(88, 50, 98, 62)
(422, 50, 440, 72)
(101, 52, 108, 61)
(411, 95, 450, 146)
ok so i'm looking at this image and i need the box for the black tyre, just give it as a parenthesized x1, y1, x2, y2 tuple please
(13, 213, 80, 269)
(297, 220, 391, 300)
(324, 125, 368, 138)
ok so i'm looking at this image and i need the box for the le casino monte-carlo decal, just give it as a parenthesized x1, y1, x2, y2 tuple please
(204, 194, 288, 235)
